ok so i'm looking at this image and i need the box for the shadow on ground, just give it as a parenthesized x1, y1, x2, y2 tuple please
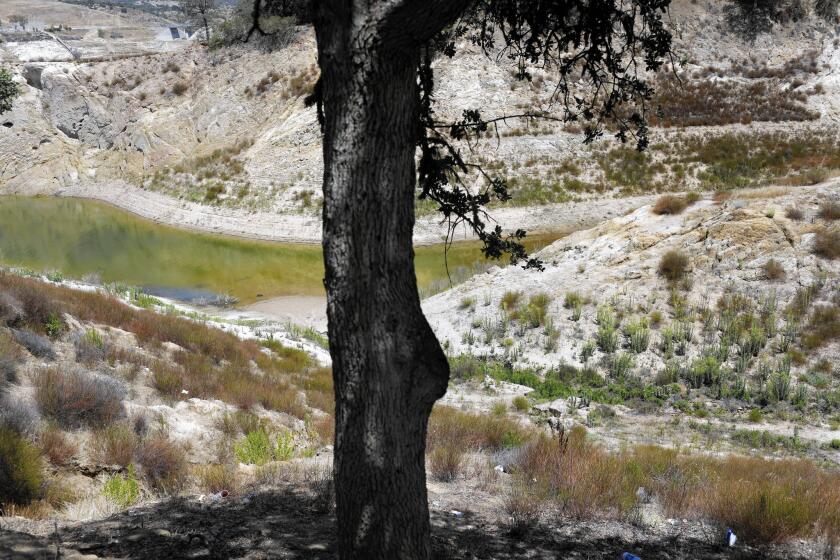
(0, 485, 818, 559)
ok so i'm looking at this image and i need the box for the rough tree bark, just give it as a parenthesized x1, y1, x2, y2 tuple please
(313, 2, 470, 558)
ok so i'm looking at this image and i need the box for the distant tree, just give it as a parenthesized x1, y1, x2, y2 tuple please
(8, 14, 28, 31)
(263, 0, 311, 22)
(0, 68, 18, 115)
(291, 2, 673, 558)
(181, 0, 216, 43)
(815, 0, 839, 20)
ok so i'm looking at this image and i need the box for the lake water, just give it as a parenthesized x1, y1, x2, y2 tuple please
(0, 197, 564, 305)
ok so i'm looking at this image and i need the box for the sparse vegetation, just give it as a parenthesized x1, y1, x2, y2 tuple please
(0, 427, 43, 508)
(136, 434, 187, 493)
(762, 258, 786, 281)
(511, 427, 840, 543)
(40, 425, 77, 466)
(33, 367, 125, 429)
(818, 200, 840, 221)
(652, 194, 690, 215)
(658, 250, 689, 282)
(429, 444, 465, 482)
(103, 464, 140, 508)
(785, 206, 804, 220)
(812, 228, 840, 260)
(90, 424, 138, 467)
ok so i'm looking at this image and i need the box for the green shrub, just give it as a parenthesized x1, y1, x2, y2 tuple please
(747, 409, 763, 423)
(563, 292, 583, 309)
(274, 431, 296, 461)
(44, 313, 63, 338)
(500, 291, 522, 312)
(580, 341, 596, 364)
(235, 429, 273, 465)
(0, 428, 43, 507)
(0, 67, 19, 114)
(512, 396, 529, 412)
(596, 306, 618, 353)
(769, 371, 792, 402)
(623, 318, 650, 353)
(103, 464, 140, 507)
(605, 353, 634, 379)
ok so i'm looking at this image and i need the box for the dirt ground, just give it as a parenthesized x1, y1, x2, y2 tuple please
(0, 484, 823, 560)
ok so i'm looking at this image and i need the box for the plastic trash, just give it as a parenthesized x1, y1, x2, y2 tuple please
(726, 528, 737, 547)
(622, 553, 641, 560)
(450, 510, 463, 517)
(494, 464, 505, 474)
(209, 490, 229, 502)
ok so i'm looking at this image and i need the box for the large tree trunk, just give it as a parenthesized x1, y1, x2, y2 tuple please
(314, 7, 453, 560)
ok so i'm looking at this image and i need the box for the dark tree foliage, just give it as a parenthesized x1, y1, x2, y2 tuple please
(0, 68, 18, 115)
(248, 0, 676, 268)
(814, 0, 839, 20)
(411, 1, 672, 268)
(727, 0, 808, 37)
(263, 0, 312, 22)
(301, 0, 673, 269)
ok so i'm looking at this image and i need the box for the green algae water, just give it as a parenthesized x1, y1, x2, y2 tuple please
(0, 197, 564, 305)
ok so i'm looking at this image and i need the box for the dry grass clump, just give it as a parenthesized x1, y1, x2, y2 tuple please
(0, 332, 20, 387)
(784, 206, 804, 220)
(152, 353, 307, 418)
(701, 456, 840, 543)
(171, 81, 188, 96)
(0, 273, 262, 363)
(40, 425, 77, 466)
(800, 305, 840, 350)
(513, 427, 643, 519)
(300, 366, 335, 415)
(72, 329, 108, 365)
(136, 434, 187, 494)
(733, 186, 790, 200)
(428, 444, 465, 482)
(0, 394, 39, 436)
(652, 194, 688, 215)
(0, 274, 318, 417)
(194, 464, 240, 494)
(658, 250, 689, 281)
(310, 414, 335, 446)
(507, 293, 552, 328)
(818, 200, 840, 220)
(427, 406, 531, 453)
(504, 483, 543, 537)
(33, 367, 125, 429)
(812, 228, 840, 260)
(650, 75, 819, 127)
(509, 428, 840, 544)
(89, 424, 138, 467)
(762, 258, 786, 281)
(12, 329, 55, 360)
